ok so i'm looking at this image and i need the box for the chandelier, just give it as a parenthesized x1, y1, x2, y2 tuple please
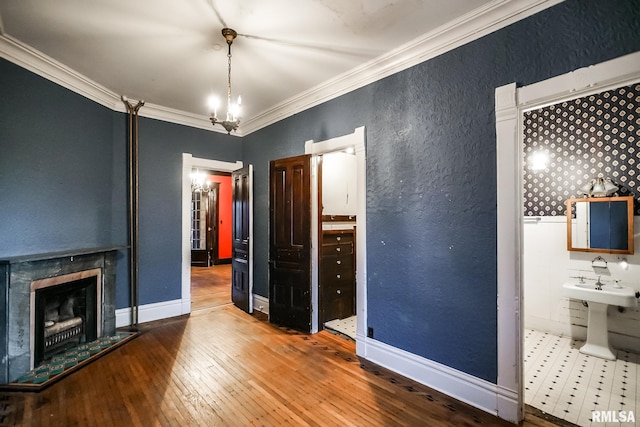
(190, 169, 212, 193)
(209, 28, 242, 134)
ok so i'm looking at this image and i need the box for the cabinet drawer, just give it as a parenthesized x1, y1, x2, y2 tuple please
(322, 233, 353, 245)
(323, 233, 353, 243)
(321, 262, 353, 278)
(321, 243, 353, 256)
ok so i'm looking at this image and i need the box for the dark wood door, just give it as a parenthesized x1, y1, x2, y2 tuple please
(232, 166, 251, 313)
(269, 155, 311, 331)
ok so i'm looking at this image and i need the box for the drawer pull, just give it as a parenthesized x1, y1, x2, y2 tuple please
(336, 247, 341, 252)
(336, 260, 341, 265)
(337, 289, 341, 294)
(336, 236, 341, 241)
(337, 274, 341, 279)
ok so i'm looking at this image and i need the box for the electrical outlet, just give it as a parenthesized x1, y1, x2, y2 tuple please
(367, 327, 374, 338)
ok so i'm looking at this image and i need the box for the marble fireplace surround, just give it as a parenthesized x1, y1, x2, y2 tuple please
(0, 247, 120, 383)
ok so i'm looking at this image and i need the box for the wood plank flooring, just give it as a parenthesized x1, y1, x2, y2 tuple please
(3, 299, 561, 425)
(191, 265, 231, 311)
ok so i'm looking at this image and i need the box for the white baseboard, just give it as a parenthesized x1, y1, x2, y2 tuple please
(253, 294, 269, 316)
(116, 295, 266, 328)
(361, 337, 515, 421)
(116, 299, 185, 328)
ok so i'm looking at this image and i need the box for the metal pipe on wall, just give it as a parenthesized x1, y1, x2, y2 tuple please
(121, 96, 144, 328)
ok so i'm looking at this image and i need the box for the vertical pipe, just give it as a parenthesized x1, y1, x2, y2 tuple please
(122, 96, 144, 328)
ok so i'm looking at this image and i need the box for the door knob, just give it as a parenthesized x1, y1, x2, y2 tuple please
(337, 289, 341, 294)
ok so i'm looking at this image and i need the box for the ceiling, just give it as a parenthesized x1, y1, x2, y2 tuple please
(0, 0, 527, 134)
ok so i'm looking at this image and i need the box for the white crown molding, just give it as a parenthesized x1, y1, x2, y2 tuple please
(0, 0, 561, 137)
(241, 0, 564, 134)
(134, 101, 237, 135)
(0, 33, 238, 136)
(0, 33, 121, 111)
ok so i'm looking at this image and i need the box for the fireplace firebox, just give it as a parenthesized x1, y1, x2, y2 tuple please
(33, 275, 98, 366)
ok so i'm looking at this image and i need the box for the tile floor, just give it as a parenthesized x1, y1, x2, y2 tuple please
(324, 315, 356, 340)
(525, 328, 640, 426)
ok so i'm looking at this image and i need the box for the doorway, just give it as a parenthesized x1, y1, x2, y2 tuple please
(266, 127, 366, 345)
(318, 151, 358, 340)
(306, 127, 367, 351)
(181, 155, 245, 316)
(188, 168, 234, 311)
(495, 51, 640, 423)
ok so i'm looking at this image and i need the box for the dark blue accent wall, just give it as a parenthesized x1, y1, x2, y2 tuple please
(134, 117, 240, 306)
(0, 59, 115, 256)
(0, 58, 241, 310)
(243, 0, 640, 383)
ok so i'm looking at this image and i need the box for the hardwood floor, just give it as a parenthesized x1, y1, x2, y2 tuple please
(2, 304, 561, 426)
(191, 265, 231, 311)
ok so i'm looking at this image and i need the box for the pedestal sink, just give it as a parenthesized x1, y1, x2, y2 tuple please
(562, 281, 637, 360)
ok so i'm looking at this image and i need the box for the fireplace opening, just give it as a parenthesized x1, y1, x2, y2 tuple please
(33, 277, 98, 366)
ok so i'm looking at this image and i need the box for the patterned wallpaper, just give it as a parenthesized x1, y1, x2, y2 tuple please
(523, 83, 640, 217)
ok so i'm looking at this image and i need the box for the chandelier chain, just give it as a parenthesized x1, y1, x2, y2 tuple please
(227, 49, 232, 118)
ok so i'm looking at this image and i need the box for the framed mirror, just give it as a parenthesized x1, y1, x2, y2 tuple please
(566, 196, 634, 254)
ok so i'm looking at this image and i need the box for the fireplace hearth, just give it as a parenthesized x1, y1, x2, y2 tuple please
(0, 247, 120, 384)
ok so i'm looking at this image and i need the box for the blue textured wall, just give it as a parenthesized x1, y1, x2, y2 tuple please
(0, 59, 115, 256)
(243, 0, 640, 382)
(133, 117, 240, 307)
(0, 58, 241, 309)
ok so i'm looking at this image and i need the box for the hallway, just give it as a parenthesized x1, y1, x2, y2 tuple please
(191, 265, 231, 311)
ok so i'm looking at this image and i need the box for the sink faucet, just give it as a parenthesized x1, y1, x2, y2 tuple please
(595, 276, 603, 290)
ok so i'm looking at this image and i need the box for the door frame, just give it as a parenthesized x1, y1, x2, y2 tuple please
(208, 182, 220, 265)
(495, 51, 640, 423)
(305, 126, 367, 355)
(181, 154, 244, 315)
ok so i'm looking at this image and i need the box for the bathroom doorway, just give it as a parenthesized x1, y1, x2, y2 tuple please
(521, 80, 640, 426)
(498, 55, 640, 424)
(495, 52, 640, 423)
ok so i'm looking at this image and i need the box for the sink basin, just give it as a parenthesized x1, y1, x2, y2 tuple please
(562, 281, 638, 360)
(562, 282, 637, 307)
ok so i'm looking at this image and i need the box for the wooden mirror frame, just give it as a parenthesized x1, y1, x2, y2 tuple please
(566, 195, 634, 254)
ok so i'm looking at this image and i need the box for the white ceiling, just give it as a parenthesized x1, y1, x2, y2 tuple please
(0, 0, 550, 134)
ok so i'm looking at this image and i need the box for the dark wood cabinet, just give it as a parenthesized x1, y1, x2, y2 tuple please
(320, 229, 355, 324)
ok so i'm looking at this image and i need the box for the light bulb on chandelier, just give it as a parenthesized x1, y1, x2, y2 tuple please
(209, 28, 242, 134)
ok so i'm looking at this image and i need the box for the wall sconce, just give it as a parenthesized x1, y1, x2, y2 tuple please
(528, 151, 548, 171)
(580, 175, 618, 197)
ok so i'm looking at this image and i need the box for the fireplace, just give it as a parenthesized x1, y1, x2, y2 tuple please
(31, 269, 101, 367)
(0, 248, 119, 383)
